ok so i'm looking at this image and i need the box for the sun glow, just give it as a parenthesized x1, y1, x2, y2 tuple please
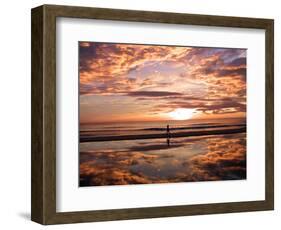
(168, 108, 196, 120)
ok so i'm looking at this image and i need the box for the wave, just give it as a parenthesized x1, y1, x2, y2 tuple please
(141, 123, 246, 131)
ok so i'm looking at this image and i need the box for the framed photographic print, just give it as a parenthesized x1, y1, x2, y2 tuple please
(31, 4, 274, 225)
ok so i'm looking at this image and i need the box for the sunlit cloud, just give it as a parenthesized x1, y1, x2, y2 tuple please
(79, 42, 246, 123)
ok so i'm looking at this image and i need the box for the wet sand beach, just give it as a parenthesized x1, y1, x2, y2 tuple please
(80, 126, 246, 142)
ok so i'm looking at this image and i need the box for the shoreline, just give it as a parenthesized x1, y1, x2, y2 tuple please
(80, 126, 246, 142)
(80, 123, 246, 133)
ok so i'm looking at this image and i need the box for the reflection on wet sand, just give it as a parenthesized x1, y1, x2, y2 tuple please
(79, 133, 246, 186)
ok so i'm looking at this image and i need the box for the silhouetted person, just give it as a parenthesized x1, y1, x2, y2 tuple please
(166, 124, 171, 147)
(166, 125, 171, 138)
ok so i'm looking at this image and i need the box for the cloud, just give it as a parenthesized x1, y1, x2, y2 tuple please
(229, 57, 246, 67)
(127, 91, 182, 97)
(217, 67, 246, 78)
(79, 43, 191, 86)
(79, 42, 247, 120)
(151, 96, 246, 115)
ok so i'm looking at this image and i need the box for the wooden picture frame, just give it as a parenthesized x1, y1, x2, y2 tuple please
(31, 4, 274, 225)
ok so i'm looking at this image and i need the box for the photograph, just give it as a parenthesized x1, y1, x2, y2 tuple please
(30, 4, 274, 224)
(79, 42, 247, 187)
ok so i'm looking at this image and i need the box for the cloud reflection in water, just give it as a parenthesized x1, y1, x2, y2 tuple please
(79, 133, 246, 186)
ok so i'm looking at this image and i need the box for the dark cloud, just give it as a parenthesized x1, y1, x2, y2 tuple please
(217, 67, 246, 78)
(127, 91, 183, 97)
(153, 97, 246, 114)
(229, 57, 246, 67)
(79, 42, 99, 73)
(198, 101, 246, 113)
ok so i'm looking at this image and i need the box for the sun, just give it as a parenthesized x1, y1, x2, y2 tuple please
(168, 108, 196, 120)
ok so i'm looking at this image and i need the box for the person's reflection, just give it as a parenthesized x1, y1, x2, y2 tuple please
(166, 124, 171, 147)
(167, 137, 170, 147)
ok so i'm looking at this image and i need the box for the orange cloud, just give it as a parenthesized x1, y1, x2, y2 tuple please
(79, 42, 246, 122)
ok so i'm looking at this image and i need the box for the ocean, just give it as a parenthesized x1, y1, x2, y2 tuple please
(80, 117, 246, 138)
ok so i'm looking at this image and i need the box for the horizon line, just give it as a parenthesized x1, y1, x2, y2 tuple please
(80, 116, 246, 125)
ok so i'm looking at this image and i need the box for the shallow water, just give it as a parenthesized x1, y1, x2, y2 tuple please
(80, 117, 246, 137)
(79, 132, 246, 186)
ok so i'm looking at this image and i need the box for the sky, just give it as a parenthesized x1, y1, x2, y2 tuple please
(79, 42, 246, 124)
